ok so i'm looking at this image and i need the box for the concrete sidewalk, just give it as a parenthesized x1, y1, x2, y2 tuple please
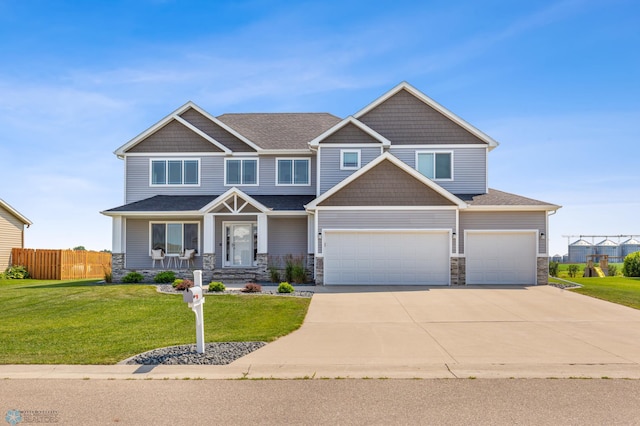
(1, 286, 639, 380)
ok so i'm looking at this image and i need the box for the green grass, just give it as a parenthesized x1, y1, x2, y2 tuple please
(555, 263, 624, 279)
(0, 278, 310, 364)
(549, 276, 640, 310)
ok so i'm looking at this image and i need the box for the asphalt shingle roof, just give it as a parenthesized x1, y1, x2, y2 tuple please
(217, 113, 341, 150)
(458, 188, 558, 207)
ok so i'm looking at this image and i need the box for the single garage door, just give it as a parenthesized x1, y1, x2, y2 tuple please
(323, 230, 450, 285)
(466, 231, 537, 285)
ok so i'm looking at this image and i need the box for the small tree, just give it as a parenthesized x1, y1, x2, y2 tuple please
(549, 261, 559, 277)
(567, 264, 580, 278)
(73, 246, 86, 251)
(622, 251, 640, 277)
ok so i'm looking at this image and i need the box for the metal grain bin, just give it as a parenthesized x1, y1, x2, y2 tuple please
(621, 238, 640, 258)
(568, 239, 593, 263)
(596, 239, 620, 259)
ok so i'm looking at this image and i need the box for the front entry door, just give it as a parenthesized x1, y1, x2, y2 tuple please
(228, 223, 253, 267)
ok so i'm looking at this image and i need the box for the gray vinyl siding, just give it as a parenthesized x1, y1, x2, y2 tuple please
(0, 208, 24, 270)
(267, 217, 308, 259)
(126, 155, 315, 203)
(389, 147, 486, 194)
(319, 146, 382, 194)
(459, 211, 546, 254)
(317, 209, 456, 254)
(125, 217, 204, 269)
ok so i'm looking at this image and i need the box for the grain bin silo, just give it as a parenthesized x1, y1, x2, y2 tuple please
(551, 254, 563, 263)
(568, 239, 593, 263)
(621, 238, 640, 258)
(596, 239, 620, 260)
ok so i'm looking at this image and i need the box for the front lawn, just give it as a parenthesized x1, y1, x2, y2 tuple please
(0, 279, 310, 364)
(549, 276, 640, 310)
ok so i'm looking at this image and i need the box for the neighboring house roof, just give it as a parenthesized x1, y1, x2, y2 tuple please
(0, 198, 32, 226)
(353, 82, 500, 150)
(102, 194, 314, 215)
(459, 189, 560, 211)
(216, 113, 341, 150)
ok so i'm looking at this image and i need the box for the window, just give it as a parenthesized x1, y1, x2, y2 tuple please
(151, 222, 199, 255)
(151, 159, 199, 186)
(225, 159, 258, 185)
(276, 158, 310, 185)
(340, 150, 361, 170)
(416, 152, 452, 180)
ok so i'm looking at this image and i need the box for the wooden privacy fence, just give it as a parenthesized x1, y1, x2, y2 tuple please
(11, 248, 112, 280)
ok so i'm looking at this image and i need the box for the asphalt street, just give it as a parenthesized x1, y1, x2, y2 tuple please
(1, 379, 639, 425)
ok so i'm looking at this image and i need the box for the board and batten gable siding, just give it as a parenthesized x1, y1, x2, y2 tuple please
(320, 159, 456, 207)
(317, 210, 456, 254)
(321, 123, 381, 144)
(358, 89, 486, 146)
(125, 155, 316, 203)
(389, 147, 486, 194)
(267, 217, 308, 259)
(179, 108, 256, 152)
(127, 120, 224, 153)
(319, 146, 381, 194)
(125, 217, 204, 269)
(0, 207, 24, 270)
(459, 211, 547, 254)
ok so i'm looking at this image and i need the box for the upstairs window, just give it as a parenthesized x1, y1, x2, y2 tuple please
(340, 150, 361, 170)
(151, 159, 199, 186)
(416, 152, 452, 180)
(225, 159, 258, 185)
(277, 158, 310, 185)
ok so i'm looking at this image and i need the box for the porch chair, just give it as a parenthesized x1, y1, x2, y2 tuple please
(151, 249, 165, 268)
(178, 249, 195, 269)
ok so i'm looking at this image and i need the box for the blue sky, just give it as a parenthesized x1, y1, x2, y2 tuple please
(0, 0, 638, 256)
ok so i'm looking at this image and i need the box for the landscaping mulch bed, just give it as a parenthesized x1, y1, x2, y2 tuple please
(155, 284, 314, 298)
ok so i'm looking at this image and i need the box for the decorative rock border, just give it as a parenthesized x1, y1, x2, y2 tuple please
(121, 342, 267, 365)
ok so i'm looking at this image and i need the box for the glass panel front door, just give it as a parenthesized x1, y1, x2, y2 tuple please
(230, 224, 253, 266)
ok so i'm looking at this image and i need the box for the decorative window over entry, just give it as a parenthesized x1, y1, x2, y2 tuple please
(151, 159, 199, 186)
(276, 158, 310, 185)
(416, 152, 452, 180)
(225, 159, 258, 185)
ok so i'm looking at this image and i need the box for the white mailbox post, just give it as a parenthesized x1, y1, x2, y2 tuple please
(183, 270, 205, 354)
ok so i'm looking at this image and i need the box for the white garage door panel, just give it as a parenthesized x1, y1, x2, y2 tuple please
(323, 231, 450, 285)
(466, 232, 537, 285)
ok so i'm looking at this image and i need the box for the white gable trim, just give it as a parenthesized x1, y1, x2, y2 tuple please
(199, 187, 271, 214)
(0, 198, 32, 226)
(308, 116, 391, 147)
(305, 152, 467, 210)
(353, 82, 500, 150)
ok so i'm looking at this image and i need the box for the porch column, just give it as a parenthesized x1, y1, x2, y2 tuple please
(203, 214, 215, 253)
(112, 216, 123, 253)
(257, 213, 268, 253)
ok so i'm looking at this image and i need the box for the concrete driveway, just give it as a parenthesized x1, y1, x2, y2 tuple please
(234, 285, 640, 378)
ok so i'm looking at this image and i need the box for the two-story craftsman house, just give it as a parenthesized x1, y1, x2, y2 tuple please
(102, 82, 560, 285)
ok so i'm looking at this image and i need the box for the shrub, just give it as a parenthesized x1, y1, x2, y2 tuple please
(174, 279, 194, 291)
(209, 281, 226, 292)
(122, 272, 144, 283)
(292, 265, 306, 283)
(622, 251, 640, 277)
(242, 283, 262, 293)
(607, 264, 618, 277)
(104, 269, 113, 283)
(567, 264, 580, 278)
(277, 282, 295, 294)
(172, 279, 183, 288)
(548, 261, 559, 277)
(4, 265, 29, 279)
(154, 270, 176, 283)
(269, 266, 281, 283)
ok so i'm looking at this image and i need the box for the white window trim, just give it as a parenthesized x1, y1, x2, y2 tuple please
(149, 221, 201, 256)
(340, 149, 361, 170)
(149, 158, 201, 187)
(224, 158, 260, 186)
(415, 151, 454, 181)
(275, 157, 311, 186)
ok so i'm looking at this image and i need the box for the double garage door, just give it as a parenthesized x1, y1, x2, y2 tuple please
(466, 231, 537, 285)
(323, 230, 450, 285)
